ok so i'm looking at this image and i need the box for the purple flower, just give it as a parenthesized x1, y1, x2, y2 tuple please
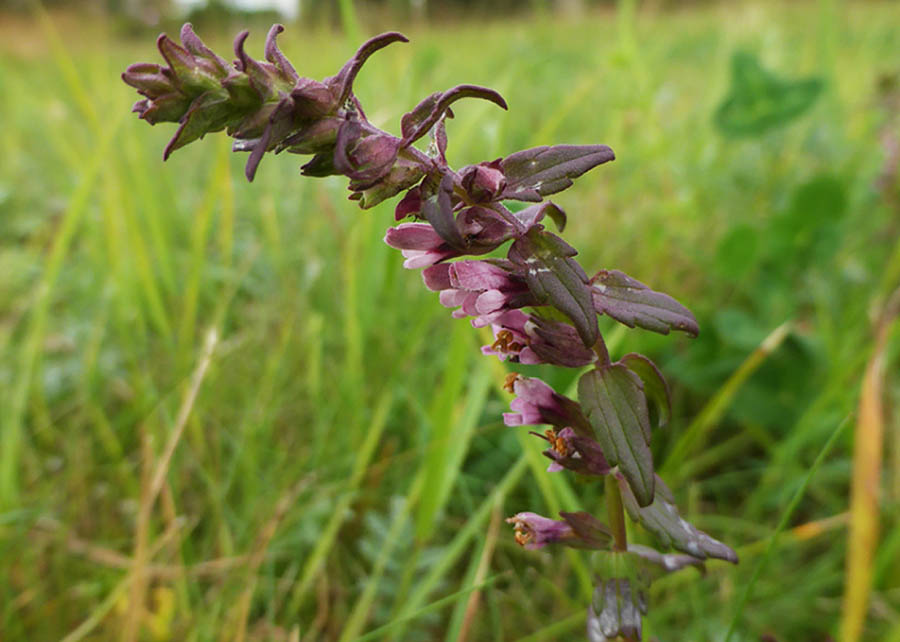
(506, 512, 574, 550)
(422, 260, 536, 322)
(455, 206, 516, 254)
(506, 511, 612, 550)
(384, 223, 461, 269)
(536, 427, 611, 476)
(459, 159, 506, 203)
(503, 374, 593, 437)
(384, 205, 517, 269)
(483, 310, 596, 367)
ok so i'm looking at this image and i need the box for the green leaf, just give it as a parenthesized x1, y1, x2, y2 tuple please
(578, 365, 655, 506)
(714, 51, 823, 137)
(509, 228, 598, 346)
(618, 353, 671, 429)
(617, 473, 738, 563)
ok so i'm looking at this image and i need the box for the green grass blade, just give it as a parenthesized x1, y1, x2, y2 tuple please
(723, 414, 851, 641)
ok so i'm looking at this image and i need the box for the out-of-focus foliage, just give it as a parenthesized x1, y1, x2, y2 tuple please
(2, 2, 900, 640)
(715, 51, 823, 137)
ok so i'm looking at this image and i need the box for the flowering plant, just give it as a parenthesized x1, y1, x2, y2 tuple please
(123, 24, 737, 639)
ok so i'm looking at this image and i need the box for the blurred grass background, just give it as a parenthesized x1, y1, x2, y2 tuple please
(1, 0, 899, 640)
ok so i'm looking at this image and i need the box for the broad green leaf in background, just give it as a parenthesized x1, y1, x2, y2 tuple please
(714, 51, 823, 137)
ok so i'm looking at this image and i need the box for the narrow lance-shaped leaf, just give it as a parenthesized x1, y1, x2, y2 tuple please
(578, 365, 655, 507)
(421, 174, 465, 251)
(591, 269, 699, 337)
(508, 227, 598, 346)
(627, 544, 705, 575)
(559, 511, 614, 550)
(501, 144, 615, 201)
(329, 31, 409, 106)
(618, 353, 672, 429)
(512, 201, 567, 233)
(401, 84, 507, 147)
(617, 473, 738, 563)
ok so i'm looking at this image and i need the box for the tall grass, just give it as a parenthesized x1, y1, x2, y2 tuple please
(1, 2, 899, 639)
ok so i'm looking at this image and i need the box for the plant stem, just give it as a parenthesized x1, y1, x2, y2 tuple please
(593, 335, 611, 367)
(605, 475, 627, 551)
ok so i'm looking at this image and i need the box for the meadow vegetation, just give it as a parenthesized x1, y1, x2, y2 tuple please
(1, 2, 899, 640)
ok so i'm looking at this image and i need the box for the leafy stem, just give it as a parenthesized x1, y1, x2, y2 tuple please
(605, 474, 628, 551)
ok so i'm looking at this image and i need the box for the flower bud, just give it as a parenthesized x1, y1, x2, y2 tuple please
(460, 160, 506, 203)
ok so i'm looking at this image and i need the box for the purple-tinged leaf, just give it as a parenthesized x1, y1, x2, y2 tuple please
(512, 201, 567, 232)
(395, 186, 423, 220)
(330, 32, 409, 106)
(578, 365, 655, 507)
(156, 33, 194, 81)
(400, 91, 441, 140)
(333, 119, 402, 187)
(220, 69, 262, 107)
(617, 473, 738, 563)
(122, 62, 174, 96)
(560, 511, 614, 549)
(180, 23, 229, 74)
(401, 84, 507, 147)
(627, 544, 705, 575)
(232, 31, 276, 99)
(356, 159, 425, 209)
(280, 117, 341, 155)
(300, 151, 337, 177)
(432, 115, 449, 164)
(588, 578, 646, 642)
(289, 78, 335, 119)
(422, 174, 466, 250)
(131, 92, 190, 124)
(163, 91, 232, 160)
(263, 24, 298, 83)
(591, 270, 699, 337)
(501, 144, 615, 201)
(244, 97, 295, 181)
(618, 353, 672, 429)
(508, 227, 598, 346)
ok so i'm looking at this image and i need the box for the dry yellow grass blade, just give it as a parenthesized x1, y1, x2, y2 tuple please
(840, 289, 900, 642)
(123, 328, 219, 642)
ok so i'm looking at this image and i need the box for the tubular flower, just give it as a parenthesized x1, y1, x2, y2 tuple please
(482, 309, 596, 367)
(537, 427, 611, 476)
(422, 260, 536, 322)
(503, 374, 594, 438)
(506, 511, 612, 551)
